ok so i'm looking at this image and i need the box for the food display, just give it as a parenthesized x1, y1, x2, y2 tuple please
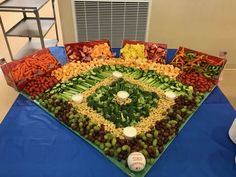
(127, 152, 146, 172)
(0, 48, 60, 90)
(65, 40, 113, 62)
(171, 47, 226, 84)
(120, 40, 167, 64)
(23, 74, 59, 99)
(51, 58, 181, 83)
(177, 71, 214, 92)
(0, 40, 226, 177)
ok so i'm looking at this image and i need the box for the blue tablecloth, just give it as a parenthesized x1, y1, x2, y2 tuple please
(0, 47, 236, 177)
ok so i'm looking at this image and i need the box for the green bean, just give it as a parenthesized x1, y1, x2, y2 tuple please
(104, 133, 112, 140)
(141, 135, 147, 141)
(141, 142, 147, 149)
(169, 120, 177, 125)
(122, 145, 130, 152)
(99, 143, 105, 150)
(154, 130, 159, 138)
(105, 142, 112, 148)
(94, 126, 100, 131)
(116, 147, 122, 154)
(152, 139, 157, 146)
(94, 140, 100, 146)
(141, 149, 148, 157)
(176, 114, 182, 120)
(86, 125, 90, 131)
(187, 110, 193, 115)
(79, 128, 84, 134)
(150, 158, 155, 165)
(111, 138, 117, 146)
(104, 147, 109, 152)
(146, 133, 153, 139)
(79, 122, 83, 128)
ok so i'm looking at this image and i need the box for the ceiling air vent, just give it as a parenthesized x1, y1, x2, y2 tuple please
(71, 0, 152, 47)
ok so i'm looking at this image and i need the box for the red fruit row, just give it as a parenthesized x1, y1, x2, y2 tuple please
(23, 75, 58, 98)
(65, 40, 113, 63)
(177, 72, 214, 93)
(145, 43, 167, 64)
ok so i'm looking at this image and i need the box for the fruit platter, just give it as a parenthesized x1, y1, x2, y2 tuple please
(121, 40, 167, 64)
(65, 40, 113, 62)
(0, 40, 227, 177)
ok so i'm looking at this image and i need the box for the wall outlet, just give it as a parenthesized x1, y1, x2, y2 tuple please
(219, 51, 227, 59)
(0, 58, 6, 65)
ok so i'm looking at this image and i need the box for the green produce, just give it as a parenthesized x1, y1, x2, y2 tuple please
(87, 78, 159, 127)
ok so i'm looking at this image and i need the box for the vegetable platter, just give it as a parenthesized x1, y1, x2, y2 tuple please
(171, 47, 227, 84)
(121, 40, 167, 64)
(0, 40, 226, 177)
(1, 48, 61, 91)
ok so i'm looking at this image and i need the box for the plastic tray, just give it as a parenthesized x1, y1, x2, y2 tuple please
(170, 47, 227, 81)
(20, 85, 213, 177)
(0, 48, 60, 90)
(121, 40, 167, 64)
(64, 40, 113, 63)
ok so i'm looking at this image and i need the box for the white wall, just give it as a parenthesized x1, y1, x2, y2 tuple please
(149, 0, 236, 68)
(58, 0, 236, 68)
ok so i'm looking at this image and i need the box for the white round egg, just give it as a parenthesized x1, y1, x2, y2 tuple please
(127, 152, 146, 172)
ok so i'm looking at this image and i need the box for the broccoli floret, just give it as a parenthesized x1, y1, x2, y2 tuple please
(137, 96, 145, 104)
(100, 95, 108, 101)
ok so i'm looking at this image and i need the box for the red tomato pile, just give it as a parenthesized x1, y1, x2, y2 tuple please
(177, 72, 214, 92)
(24, 75, 58, 98)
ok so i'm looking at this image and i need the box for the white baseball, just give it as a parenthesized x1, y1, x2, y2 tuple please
(127, 152, 146, 172)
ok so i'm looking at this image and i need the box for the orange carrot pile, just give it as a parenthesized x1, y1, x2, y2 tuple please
(23, 74, 58, 98)
(10, 49, 60, 83)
